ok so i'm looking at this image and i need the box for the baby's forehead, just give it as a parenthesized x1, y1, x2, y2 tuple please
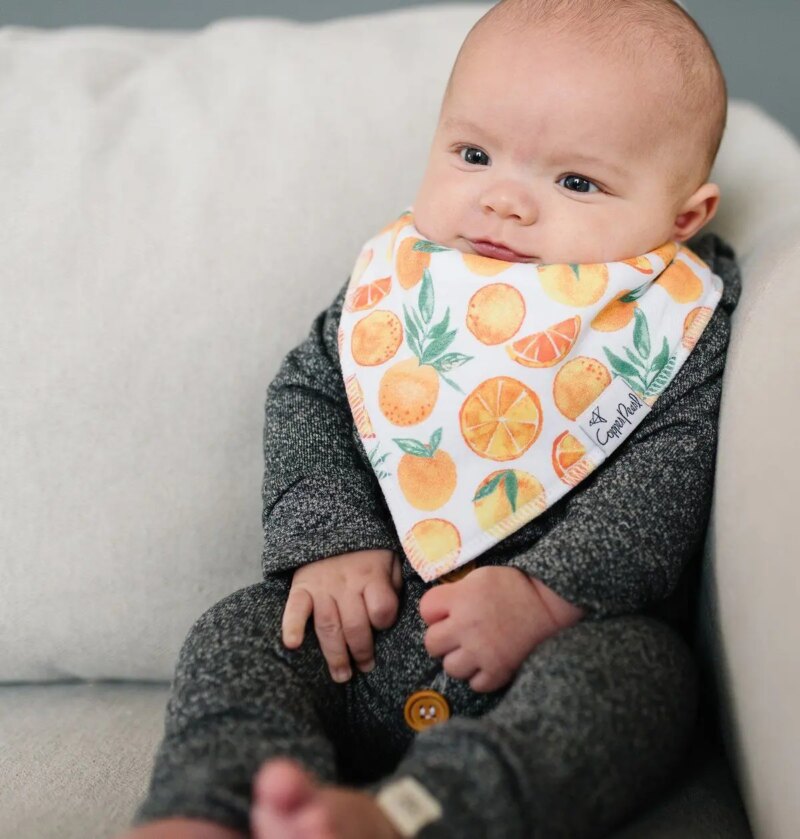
(447, 1, 725, 191)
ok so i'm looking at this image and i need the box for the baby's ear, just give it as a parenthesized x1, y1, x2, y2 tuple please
(673, 182, 721, 241)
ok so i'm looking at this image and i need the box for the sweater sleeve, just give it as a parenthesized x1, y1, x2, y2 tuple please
(260, 277, 402, 578)
(500, 234, 740, 622)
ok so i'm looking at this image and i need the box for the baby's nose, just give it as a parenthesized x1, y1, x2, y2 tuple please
(480, 184, 538, 224)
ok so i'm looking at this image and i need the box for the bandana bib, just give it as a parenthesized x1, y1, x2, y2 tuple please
(337, 208, 724, 583)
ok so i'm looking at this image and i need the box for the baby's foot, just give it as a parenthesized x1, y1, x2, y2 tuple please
(250, 757, 402, 839)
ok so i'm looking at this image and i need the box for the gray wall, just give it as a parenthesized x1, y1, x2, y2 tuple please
(2, 0, 797, 139)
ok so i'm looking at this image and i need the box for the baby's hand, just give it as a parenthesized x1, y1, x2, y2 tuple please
(419, 566, 580, 693)
(281, 548, 403, 683)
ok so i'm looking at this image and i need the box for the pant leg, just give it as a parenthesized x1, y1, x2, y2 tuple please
(366, 614, 698, 839)
(132, 578, 350, 835)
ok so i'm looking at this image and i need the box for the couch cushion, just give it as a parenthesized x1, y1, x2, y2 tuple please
(0, 682, 169, 839)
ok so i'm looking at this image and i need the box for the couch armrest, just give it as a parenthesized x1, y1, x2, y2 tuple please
(702, 208, 800, 839)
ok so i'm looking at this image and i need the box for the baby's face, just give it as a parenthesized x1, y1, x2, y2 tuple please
(413, 27, 702, 264)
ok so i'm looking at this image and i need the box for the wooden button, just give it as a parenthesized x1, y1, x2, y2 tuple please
(438, 560, 477, 584)
(404, 690, 450, 732)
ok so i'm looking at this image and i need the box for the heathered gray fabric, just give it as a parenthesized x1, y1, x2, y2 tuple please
(133, 232, 740, 837)
(133, 579, 697, 838)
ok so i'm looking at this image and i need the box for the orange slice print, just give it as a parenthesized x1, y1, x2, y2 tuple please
(460, 376, 543, 461)
(344, 374, 376, 439)
(466, 283, 526, 345)
(345, 276, 392, 312)
(505, 315, 580, 368)
(403, 519, 461, 578)
(551, 431, 597, 486)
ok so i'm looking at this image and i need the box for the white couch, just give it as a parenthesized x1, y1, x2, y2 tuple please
(1, 4, 799, 837)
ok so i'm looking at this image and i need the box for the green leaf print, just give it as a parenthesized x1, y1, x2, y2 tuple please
(471, 470, 518, 513)
(394, 438, 434, 457)
(419, 269, 434, 324)
(624, 347, 647, 372)
(504, 470, 519, 512)
(393, 428, 443, 459)
(421, 329, 458, 365)
(633, 308, 651, 359)
(413, 240, 449, 253)
(432, 352, 473, 373)
(645, 356, 677, 395)
(648, 336, 670, 383)
(603, 304, 680, 399)
(427, 307, 451, 340)
(367, 442, 392, 479)
(603, 347, 645, 384)
(403, 304, 420, 344)
(472, 472, 504, 502)
(399, 272, 474, 391)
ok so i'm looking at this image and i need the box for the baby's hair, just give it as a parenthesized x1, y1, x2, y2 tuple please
(446, 0, 728, 196)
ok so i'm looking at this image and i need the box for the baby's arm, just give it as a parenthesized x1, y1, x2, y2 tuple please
(261, 278, 401, 578)
(503, 235, 739, 622)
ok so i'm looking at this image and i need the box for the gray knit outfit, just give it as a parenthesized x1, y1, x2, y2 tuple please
(133, 232, 741, 838)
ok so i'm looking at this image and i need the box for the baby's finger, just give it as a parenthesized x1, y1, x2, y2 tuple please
(363, 578, 400, 631)
(442, 648, 478, 682)
(312, 594, 352, 683)
(281, 586, 313, 648)
(338, 592, 375, 673)
(423, 618, 459, 659)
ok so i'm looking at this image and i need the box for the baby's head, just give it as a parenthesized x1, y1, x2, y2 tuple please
(412, 0, 727, 264)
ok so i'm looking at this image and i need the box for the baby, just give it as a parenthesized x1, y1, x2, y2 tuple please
(124, 1, 737, 838)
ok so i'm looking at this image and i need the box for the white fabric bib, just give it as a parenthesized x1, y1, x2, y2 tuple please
(337, 208, 724, 582)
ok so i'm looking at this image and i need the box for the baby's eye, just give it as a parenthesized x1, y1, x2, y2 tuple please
(458, 146, 490, 166)
(558, 175, 602, 194)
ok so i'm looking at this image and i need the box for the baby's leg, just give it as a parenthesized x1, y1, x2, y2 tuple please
(125, 578, 348, 837)
(366, 614, 697, 839)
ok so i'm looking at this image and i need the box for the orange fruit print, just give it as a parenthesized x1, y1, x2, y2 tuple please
(346, 276, 392, 312)
(460, 377, 543, 461)
(506, 315, 581, 367)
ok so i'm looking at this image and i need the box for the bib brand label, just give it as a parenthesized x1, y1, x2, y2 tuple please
(576, 375, 652, 457)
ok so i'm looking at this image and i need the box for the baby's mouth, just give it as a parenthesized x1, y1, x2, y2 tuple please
(468, 239, 538, 263)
